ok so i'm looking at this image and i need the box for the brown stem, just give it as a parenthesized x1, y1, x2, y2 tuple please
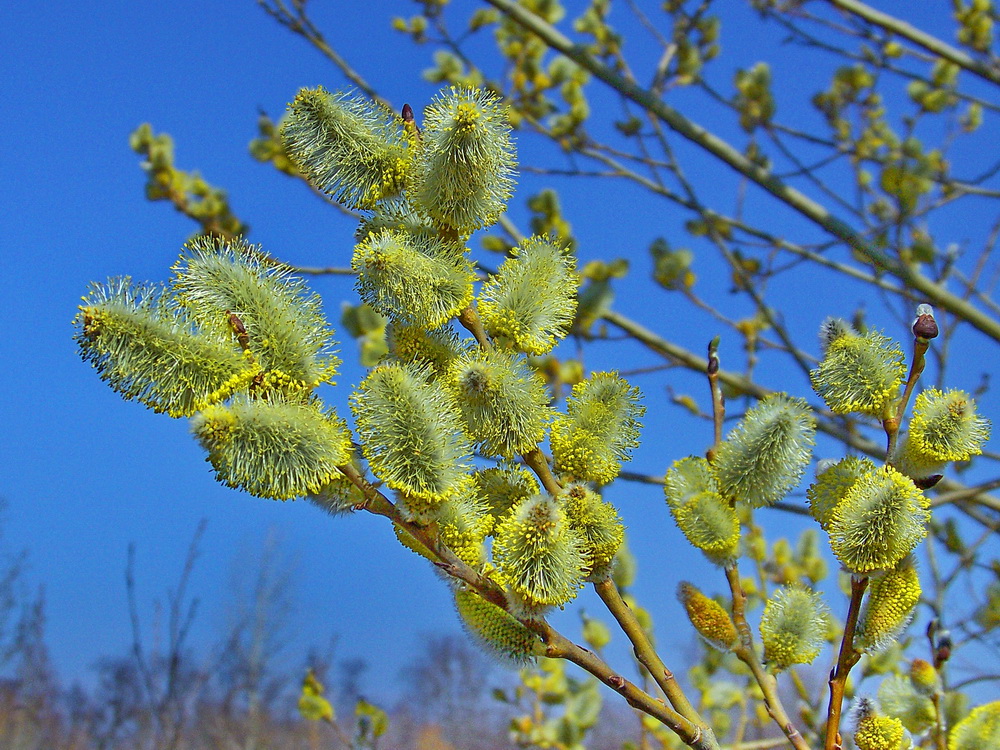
(521, 447, 563, 495)
(593, 579, 707, 728)
(824, 575, 869, 750)
(527, 619, 719, 750)
(725, 566, 814, 750)
(885, 337, 929, 461)
(707, 337, 724, 457)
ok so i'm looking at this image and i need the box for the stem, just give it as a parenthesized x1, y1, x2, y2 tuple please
(593, 579, 706, 728)
(457, 305, 492, 349)
(885, 336, 929, 460)
(527, 619, 720, 750)
(707, 337, 725, 457)
(724, 566, 813, 750)
(823, 575, 869, 750)
(521, 446, 563, 495)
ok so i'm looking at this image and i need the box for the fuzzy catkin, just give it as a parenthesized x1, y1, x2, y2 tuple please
(351, 362, 471, 503)
(173, 236, 341, 387)
(712, 393, 815, 508)
(76, 279, 254, 418)
(192, 395, 352, 501)
(410, 87, 515, 232)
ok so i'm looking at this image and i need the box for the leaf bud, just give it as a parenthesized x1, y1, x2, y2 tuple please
(912, 303, 938, 340)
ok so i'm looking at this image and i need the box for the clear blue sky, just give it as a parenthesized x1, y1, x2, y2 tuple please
(2, 1, 996, 702)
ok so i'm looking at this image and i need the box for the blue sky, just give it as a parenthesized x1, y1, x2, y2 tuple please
(3, 1, 998, 704)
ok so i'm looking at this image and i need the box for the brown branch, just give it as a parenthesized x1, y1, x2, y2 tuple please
(725, 565, 813, 750)
(823, 575, 869, 750)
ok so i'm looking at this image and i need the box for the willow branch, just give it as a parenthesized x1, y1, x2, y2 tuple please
(529, 618, 719, 750)
(483, 0, 1000, 343)
(593, 579, 707, 728)
(823, 575, 868, 750)
(725, 565, 813, 750)
(827, 0, 1000, 88)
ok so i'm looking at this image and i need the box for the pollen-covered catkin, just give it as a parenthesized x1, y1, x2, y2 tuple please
(454, 588, 541, 665)
(281, 87, 410, 209)
(550, 372, 644, 485)
(173, 235, 341, 387)
(191, 395, 352, 501)
(712, 393, 816, 508)
(491, 494, 587, 613)
(410, 87, 515, 232)
(759, 585, 831, 670)
(479, 235, 577, 355)
(828, 467, 929, 574)
(677, 582, 737, 651)
(351, 362, 471, 503)
(810, 321, 905, 418)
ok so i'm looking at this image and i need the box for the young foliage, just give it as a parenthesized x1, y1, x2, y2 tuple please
(192, 395, 352, 500)
(712, 393, 815, 507)
(75, 278, 253, 417)
(479, 235, 577, 355)
(550, 372, 644, 484)
(280, 87, 409, 209)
